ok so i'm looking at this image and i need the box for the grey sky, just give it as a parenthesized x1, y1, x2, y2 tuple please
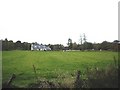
(0, 0, 118, 46)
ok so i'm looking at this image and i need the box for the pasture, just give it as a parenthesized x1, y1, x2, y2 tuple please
(2, 50, 118, 87)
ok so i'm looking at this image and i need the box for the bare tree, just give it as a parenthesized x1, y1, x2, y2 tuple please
(80, 35, 83, 45)
(83, 33, 87, 43)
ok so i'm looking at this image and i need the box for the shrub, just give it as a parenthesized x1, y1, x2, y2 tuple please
(84, 65, 118, 88)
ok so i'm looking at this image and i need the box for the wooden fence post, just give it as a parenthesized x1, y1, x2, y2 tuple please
(6, 74, 16, 87)
(74, 70, 82, 88)
(33, 64, 38, 82)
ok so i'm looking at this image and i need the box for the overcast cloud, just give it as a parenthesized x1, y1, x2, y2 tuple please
(0, 0, 119, 46)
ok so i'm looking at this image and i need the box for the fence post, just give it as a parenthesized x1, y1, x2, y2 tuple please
(74, 70, 82, 88)
(33, 64, 38, 82)
(6, 73, 16, 87)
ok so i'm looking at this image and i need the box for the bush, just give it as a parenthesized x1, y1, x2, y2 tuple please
(84, 66, 118, 88)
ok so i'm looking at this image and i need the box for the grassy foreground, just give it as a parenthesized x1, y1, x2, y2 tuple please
(2, 50, 118, 87)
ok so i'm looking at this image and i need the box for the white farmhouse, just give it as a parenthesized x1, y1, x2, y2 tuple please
(31, 43, 51, 51)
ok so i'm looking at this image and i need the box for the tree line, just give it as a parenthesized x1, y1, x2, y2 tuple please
(1, 38, 120, 51)
(67, 38, 120, 52)
(2, 38, 31, 51)
(67, 33, 120, 51)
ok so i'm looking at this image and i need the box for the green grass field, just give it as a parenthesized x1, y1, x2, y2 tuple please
(2, 50, 118, 87)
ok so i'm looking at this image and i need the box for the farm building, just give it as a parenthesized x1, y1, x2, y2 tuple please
(31, 43, 51, 51)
